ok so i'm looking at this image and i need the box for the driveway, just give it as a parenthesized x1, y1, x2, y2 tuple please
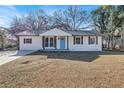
(0, 50, 35, 66)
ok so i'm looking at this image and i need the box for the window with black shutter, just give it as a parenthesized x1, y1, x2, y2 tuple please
(24, 38, 32, 44)
(89, 36, 96, 44)
(75, 37, 81, 44)
(73, 36, 83, 45)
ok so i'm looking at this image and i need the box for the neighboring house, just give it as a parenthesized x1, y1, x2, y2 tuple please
(16, 28, 102, 51)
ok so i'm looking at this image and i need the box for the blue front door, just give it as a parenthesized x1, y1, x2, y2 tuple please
(60, 37, 65, 49)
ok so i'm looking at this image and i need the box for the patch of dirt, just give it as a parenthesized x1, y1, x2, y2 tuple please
(22, 61, 32, 64)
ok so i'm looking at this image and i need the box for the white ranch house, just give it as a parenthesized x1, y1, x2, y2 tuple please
(17, 28, 102, 51)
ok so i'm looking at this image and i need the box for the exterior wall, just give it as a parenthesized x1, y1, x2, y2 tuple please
(68, 36, 102, 51)
(19, 35, 102, 51)
(19, 36, 42, 50)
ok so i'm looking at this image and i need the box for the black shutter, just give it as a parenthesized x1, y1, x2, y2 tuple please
(67, 36, 69, 50)
(30, 38, 32, 44)
(18, 36, 20, 50)
(54, 36, 57, 49)
(24, 38, 25, 44)
(73, 36, 75, 44)
(88, 36, 90, 45)
(81, 36, 83, 44)
(96, 36, 98, 44)
(42, 36, 45, 50)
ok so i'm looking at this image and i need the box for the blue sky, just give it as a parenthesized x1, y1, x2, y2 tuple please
(0, 5, 100, 28)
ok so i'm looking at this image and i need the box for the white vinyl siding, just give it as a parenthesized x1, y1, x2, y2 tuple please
(20, 36, 42, 50)
(69, 36, 102, 51)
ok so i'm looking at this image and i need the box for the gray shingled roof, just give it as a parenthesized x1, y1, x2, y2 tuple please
(16, 28, 101, 36)
(65, 30, 101, 36)
(16, 31, 35, 36)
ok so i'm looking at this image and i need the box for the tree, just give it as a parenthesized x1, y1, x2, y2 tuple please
(91, 6, 110, 34)
(10, 9, 49, 35)
(51, 6, 88, 31)
(91, 5, 123, 50)
(91, 6, 110, 48)
(0, 27, 7, 50)
(108, 6, 123, 49)
(118, 5, 124, 49)
(10, 16, 26, 34)
(24, 9, 49, 33)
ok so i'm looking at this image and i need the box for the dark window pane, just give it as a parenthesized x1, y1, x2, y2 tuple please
(45, 38, 48, 47)
(50, 37, 54, 47)
(75, 37, 80, 44)
(24, 38, 32, 44)
(90, 38, 95, 44)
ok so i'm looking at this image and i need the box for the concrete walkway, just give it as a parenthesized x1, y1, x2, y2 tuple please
(0, 50, 35, 66)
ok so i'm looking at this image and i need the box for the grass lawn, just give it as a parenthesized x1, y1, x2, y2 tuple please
(0, 51, 124, 88)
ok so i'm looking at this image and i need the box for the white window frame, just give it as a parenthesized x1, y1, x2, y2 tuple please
(24, 38, 32, 44)
(89, 37, 96, 45)
(75, 36, 81, 45)
(44, 36, 54, 48)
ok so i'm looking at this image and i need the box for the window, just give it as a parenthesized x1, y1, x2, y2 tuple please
(45, 37, 49, 47)
(75, 37, 81, 44)
(24, 38, 32, 44)
(44, 37, 54, 47)
(74, 36, 83, 45)
(50, 37, 54, 47)
(89, 37, 96, 44)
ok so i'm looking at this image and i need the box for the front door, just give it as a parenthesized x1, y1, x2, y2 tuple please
(60, 37, 65, 49)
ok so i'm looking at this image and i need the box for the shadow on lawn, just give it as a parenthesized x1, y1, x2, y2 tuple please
(29, 51, 102, 62)
(29, 50, 124, 62)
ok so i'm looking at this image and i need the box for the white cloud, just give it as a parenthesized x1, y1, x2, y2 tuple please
(0, 5, 21, 28)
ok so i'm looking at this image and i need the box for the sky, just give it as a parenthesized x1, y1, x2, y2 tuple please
(0, 5, 100, 28)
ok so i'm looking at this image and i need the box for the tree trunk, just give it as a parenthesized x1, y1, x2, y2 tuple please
(108, 35, 111, 49)
(111, 32, 115, 50)
(121, 38, 123, 49)
(121, 33, 124, 50)
(0, 35, 4, 50)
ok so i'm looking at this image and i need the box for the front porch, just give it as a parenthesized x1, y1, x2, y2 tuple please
(39, 28, 72, 50)
(42, 36, 69, 50)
